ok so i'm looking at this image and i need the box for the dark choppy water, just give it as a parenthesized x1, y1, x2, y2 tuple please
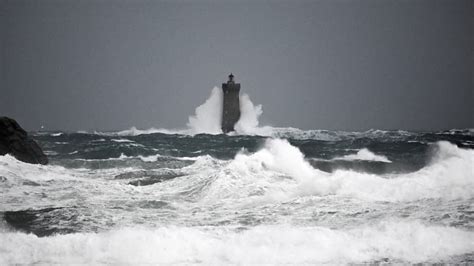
(1, 128, 473, 264)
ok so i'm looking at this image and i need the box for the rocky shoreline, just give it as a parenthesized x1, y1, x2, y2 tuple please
(0, 117, 48, 165)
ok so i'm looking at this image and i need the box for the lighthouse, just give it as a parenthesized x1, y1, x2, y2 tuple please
(221, 73, 241, 133)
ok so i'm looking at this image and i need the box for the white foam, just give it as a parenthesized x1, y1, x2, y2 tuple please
(334, 148, 392, 163)
(111, 139, 134, 143)
(234, 93, 273, 136)
(115, 127, 180, 136)
(113, 86, 272, 136)
(198, 140, 474, 202)
(136, 154, 206, 162)
(137, 154, 162, 162)
(186, 87, 272, 135)
(186, 87, 224, 135)
(1, 221, 472, 264)
(72, 86, 471, 140)
(0, 155, 73, 183)
(2, 138, 472, 204)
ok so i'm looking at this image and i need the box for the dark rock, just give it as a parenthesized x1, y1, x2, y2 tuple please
(0, 117, 48, 164)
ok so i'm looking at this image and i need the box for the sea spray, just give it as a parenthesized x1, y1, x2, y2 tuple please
(193, 139, 474, 202)
(1, 221, 473, 265)
(186, 87, 269, 135)
(186, 87, 223, 134)
(2, 126, 473, 264)
(334, 148, 392, 162)
(99, 87, 305, 136)
(234, 94, 266, 135)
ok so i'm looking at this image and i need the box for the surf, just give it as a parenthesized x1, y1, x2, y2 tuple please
(1, 221, 473, 265)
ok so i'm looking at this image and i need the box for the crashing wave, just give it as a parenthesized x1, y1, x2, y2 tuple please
(1, 221, 473, 264)
(183, 140, 474, 202)
(186, 87, 224, 134)
(332, 148, 392, 163)
(186, 87, 273, 135)
(84, 87, 472, 140)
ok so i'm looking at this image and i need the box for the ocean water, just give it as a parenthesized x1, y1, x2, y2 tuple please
(1, 89, 473, 264)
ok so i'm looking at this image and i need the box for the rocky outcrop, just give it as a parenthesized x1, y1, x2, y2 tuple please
(0, 117, 48, 164)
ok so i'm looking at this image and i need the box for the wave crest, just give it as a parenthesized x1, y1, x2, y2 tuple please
(1, 221, 472, 264)
(333, 148, 392, 163)
(188, 139, 474, 202)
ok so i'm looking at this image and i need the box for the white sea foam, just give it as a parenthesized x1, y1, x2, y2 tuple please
(1, 138, 472, 203)
(111, 138, 134, 143)
(96, 87, 465, 140)
(114, 126, 178, 136)
(186, 87, 224, 135)
(193, 140, 474, 202)
(71, 153, 203, 163)
(234, 93, 273, 136)
(0, 155, 73, 183)
(334, 148, 392, 163)
(135, 154, 206, 162)
(107, 86, 271, 136)
(0, 138, 472, 264)
(137, 154, 162, 162)
(186, 87, 272, 135)
(1, 221, 472, 264)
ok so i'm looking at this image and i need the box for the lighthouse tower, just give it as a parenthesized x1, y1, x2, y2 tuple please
(221, 73, 241, 133)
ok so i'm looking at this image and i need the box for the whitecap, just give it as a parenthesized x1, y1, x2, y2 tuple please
(333, 148, 392, 163)
(1, 221, 472, 264)
(190, 139, 474, 202)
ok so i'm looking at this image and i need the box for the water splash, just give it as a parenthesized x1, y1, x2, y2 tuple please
(1, 221, 473, 265)
(334, 148, 392, 163)
(190, 139, 474, 202)
(186, 87, 224, 135)
(186, 87, 270, 135)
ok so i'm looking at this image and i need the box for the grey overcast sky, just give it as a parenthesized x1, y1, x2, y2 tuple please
(0, 0, 472, 131)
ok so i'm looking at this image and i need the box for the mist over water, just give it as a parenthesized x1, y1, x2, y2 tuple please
(1, 89, 473, 264)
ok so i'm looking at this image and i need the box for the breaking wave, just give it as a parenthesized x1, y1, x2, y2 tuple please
(89, 86, 474, 141)
(333, 148, 392, 163)
(108, 127, 176, 136)
(2, 137, 473, 204)
(186, 87, 224, 135)
(186, 140, 474, 202)
(3, 84, 472, 264)
(94, 86, 271, 136)
(1, 221, 472, 264)
(1, 139, 473, 203)
(186, 87, 271, 135)
(1, 132, 473, 264)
